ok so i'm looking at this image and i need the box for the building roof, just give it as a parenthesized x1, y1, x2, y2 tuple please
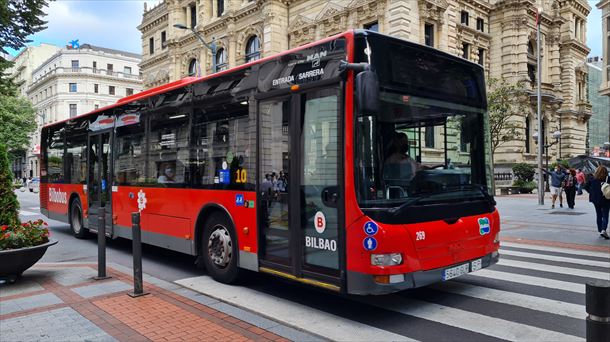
(73, 44, 141, 59)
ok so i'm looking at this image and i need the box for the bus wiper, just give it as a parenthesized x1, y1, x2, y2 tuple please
(388, 184, 493, 215)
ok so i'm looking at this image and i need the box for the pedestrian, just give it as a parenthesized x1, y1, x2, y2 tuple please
(576, 168, 585, 195)
(583, 166, 610, 240)
(541, 165, 567, 209)
(564, 169, 576, 209)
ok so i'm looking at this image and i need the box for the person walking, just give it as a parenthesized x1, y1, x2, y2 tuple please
(576, 168, 585, 195)
(564, 169, 577, 209)
(541, 165, 567, 209)
(583, 166, 610, 239)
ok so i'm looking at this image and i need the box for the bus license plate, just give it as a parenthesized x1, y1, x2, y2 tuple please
(471, 258, 482, 272)
(442, 263, 470, 280)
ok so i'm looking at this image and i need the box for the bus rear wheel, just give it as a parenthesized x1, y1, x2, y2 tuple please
(202, 213, 240, 283)
(70, 198, 88, 239)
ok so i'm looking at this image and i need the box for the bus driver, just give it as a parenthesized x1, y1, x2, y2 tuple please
(383, 132, 418, 182)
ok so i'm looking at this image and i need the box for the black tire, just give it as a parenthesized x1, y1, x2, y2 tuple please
(202, 213, 240, 283)
(70, 198, 88, 239)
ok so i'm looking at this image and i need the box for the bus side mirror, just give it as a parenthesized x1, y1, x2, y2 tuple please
(356, 69, 379, 114)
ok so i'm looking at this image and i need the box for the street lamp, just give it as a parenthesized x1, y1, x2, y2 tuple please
(536, 7, 544, 205)
(173, 23, 217, 73)
(534, 130, 561, 192)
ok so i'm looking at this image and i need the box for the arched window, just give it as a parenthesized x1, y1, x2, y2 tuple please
(188, 59, 198, 76)
(245, 35, 260, 62)
(527, 41, 535, 56)
(215, 48, 227, 71)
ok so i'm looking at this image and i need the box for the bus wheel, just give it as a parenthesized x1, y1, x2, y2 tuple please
(202, 213, 240, 283)
(70, 199, 87, 239)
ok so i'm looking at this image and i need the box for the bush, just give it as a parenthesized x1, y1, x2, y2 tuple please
(0, 144, 20, 227)
(551, 160, 570, 170)
(512, 163, 535, 182)
(513, 179, 537, 193)
(0, 219, 49, 250)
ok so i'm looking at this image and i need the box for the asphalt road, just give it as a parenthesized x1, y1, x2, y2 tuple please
(16, 190, 610, 341)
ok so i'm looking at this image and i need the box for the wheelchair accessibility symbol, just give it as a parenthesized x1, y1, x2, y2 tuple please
(363, 221, 378, 236)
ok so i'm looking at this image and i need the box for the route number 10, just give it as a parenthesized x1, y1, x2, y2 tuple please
(235, 169, 247, 183)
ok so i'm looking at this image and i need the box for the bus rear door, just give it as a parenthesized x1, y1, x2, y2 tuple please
(87, 131, 113, 237)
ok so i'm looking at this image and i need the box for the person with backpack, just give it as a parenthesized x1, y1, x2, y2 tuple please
(564, 169, 577, 209)
(583, 166, 610, 239)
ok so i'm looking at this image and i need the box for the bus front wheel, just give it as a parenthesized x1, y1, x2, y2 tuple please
(70, 198, 88, 239)
(202, 213, 240, 283)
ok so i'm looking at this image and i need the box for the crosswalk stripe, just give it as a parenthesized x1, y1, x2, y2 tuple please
(430, 281, 585, 319)
(358, 295, 583, 342)
(501, 242, 610, 258)
(471, 269, 585, 293)
(497, 259, 610, 280)
(500, 249, 610, 268)
(175, 276, 416, 342)
(19, 210, 39, 216)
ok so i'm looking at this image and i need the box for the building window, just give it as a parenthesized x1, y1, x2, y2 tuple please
(476, 18, 485, 32)
(94, 84, 98, 93)
(527, 41, 535, 56)
(69, 104, 77, 118)
(424, 23, 434, 47)
(149, 37, 154, 55)
(93, 61, 97, 71)
(124, 66, 132, 75)
(525, 117, 530, 153)
(69, 83, 77, 92)
(216, 48, 227, 71)
(528, 64, 536, 82)
(478, 48, 485, 66)
(107, 63, 113, 76)
(188, 59, 198, 76)
(217, 0, 224, 17)
(245, 36, 261, 62)
(461, 11, 469, 26)
(109, 86, 115, 95)
(94, 104, 99, 110)
(161, 31, 167, 48)
(364, 21, 378, 32)
(126, 88, 134, 96)
(462, 43, 470, 59)
(190, 4, 197, 28)
(425, 126, 435, 148)
(71, 60, 79, 71)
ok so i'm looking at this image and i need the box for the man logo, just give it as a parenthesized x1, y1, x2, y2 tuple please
(306, 50, 327, 67)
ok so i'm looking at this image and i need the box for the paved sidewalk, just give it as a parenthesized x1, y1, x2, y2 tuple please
(0, 263, 319, 341)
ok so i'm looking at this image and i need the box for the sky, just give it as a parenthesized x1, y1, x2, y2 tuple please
(6, 0, 605, 58)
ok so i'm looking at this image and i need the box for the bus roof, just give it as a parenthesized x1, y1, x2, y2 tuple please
(42, 30, 354, 129)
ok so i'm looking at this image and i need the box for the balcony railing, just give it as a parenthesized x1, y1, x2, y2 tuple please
(31, 66, 141, 86)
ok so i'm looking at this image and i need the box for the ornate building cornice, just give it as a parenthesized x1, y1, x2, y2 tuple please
(419, 0, 449, 24)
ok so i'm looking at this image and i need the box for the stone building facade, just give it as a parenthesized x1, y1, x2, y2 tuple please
(139, 0, 592, 170)
(587, 57, 610, 155)
(24, 44, 143, 177)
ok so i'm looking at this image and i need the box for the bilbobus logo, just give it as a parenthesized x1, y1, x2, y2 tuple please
(49, 188, 68, 204)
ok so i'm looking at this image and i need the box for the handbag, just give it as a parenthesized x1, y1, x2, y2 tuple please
(601, 176, 610, 199)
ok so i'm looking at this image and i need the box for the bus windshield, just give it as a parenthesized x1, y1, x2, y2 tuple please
(356, 92, 491, 209)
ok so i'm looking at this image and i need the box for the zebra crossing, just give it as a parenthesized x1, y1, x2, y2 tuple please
(176, 241, 610, 341)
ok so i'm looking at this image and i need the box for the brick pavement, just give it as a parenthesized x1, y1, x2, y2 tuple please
(0, 264, 300, 341)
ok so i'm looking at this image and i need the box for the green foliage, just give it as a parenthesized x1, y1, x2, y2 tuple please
(551, 160, 570, 170)
(487, 78, 530, 160)
(0, 0, 50, 96)
(0, 95, 37, 151)
(0, 144, 20, 227)
(512, 163, 535, 182)
(0, 219, 49, 250)
(512, 179, 537, 193)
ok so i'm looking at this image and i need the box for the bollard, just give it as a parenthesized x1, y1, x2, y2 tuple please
(586, 280, 610, 342)
(94, 207, 110, 280)
(128, 212, 148, 297)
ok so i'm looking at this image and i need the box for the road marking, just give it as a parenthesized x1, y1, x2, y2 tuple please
(497, 259, 610, 280)
(357, 295, 583, 342)
(500, 249, 610, 268)
(471, 269, 585, 293)
(501, 242, 610, 258)
(19, 210, 39, 216)
(431, 281, 585, 319)
(175, 276, 416, 342)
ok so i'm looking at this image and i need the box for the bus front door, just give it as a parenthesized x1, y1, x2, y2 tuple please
(87, 131, 112, 237)
(258, 86, 342, 288)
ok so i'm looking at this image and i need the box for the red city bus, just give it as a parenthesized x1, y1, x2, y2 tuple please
(40, 30, 499, 295)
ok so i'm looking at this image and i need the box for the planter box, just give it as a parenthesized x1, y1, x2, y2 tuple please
(0, 240, 58, 283)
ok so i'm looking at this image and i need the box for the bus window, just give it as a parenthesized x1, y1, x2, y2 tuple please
(65, 119, 88, 184)
(46, 127, 65, 183)
(148, 110, 190, 186)
(114, 115, 146, 185)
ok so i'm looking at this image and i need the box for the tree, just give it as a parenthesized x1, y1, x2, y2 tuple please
(0, 95, 37, 152)
(487, 77, 530, 161)
(0, 0, 50, 96)
(0, 144, 20, 226)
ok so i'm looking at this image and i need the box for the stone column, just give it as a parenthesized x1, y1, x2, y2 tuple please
(262, 0, 289, 56)
(386, 0, 412, 40)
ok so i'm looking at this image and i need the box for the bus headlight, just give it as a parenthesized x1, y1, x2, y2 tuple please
(494, 232, 500, 244)
(371, 253, 403, 266)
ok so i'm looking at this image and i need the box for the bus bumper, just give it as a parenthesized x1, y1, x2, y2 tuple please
(346, 251, 499, 295)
